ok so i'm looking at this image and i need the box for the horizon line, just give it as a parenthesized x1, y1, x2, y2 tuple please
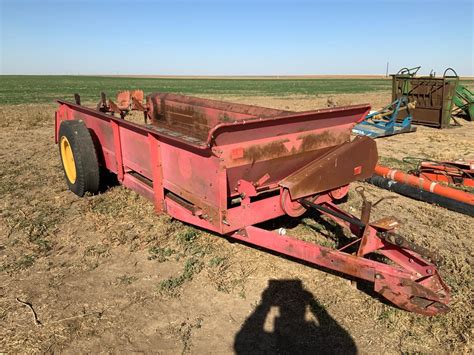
(2, 74, 474, 79)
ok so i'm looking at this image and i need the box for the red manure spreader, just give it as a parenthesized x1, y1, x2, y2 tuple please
(55, 91, 450, 315)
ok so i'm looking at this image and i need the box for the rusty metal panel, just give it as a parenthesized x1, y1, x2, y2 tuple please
(147, 92, 370, 145)
(213, 105, 370, 193)
(222, 128, 352, 194)
(280, 136, 378, 199)
(146, 92, 293, 142)
(391, 75, 458, 128)
(211, 105, 370, 146)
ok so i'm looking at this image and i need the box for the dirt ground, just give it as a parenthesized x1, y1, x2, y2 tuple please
(0, 93, 473, 354)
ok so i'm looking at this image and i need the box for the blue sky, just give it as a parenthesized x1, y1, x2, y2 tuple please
(1, 0, 473, 75)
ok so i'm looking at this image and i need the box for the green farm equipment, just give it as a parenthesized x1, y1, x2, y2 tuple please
(453, 84, 474, 121)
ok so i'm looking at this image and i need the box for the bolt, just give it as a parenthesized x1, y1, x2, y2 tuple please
(278, 228, 286, 236)
(375, 274, 382, 279)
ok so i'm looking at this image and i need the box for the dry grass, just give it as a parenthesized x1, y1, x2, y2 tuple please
(0, 98, 473, 353)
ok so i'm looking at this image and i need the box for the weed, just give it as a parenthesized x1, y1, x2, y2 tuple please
(1, 254, 37, 273)
(177, 228, 199, 246)
(159, 277, 184, 297)
(158, 258, 203, 297)
(377, 306, 398, 323)
(148, 246, 175, 262)
(15, 254, 36, 269)
(182, 258, 203, 279)
(208, 256, 226, 267)
(175, 227, 212, 257)
(33, 238, 52, 253)
(170, 317, 203, 354)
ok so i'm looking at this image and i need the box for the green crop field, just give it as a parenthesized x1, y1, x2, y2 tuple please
(0, 75, 395, 105)
(1, 75, 472, 106)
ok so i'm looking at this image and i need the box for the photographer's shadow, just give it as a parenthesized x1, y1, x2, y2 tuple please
(234, 279, 357, 355)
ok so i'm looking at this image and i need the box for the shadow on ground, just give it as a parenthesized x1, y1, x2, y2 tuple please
(234, 279, 357, 354)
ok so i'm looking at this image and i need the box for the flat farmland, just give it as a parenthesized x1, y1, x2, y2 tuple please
(1, 75, 395, 105)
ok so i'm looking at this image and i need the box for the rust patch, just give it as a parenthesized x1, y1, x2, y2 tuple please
(235, 229, 248, 238)
(243, 140, 288, 162)
(300, 130, 349, 151)
(149, 92, 291, 117)
(284, 243, 295, 254)
(280, 135, 378, 199)
(240, 132, 347, 164)
(163, 105, 210, 141)
(320, 249, 330, 258)
(146, 96, 212, 141)
(147, 92, 291, 143)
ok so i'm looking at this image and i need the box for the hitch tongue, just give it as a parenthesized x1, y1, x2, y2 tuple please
(298, 197, 450, 315)
(374, 272, 450, 316)
(379, 232, 442, 264)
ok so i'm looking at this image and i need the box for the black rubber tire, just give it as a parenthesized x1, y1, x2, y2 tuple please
(58, 120, 100, 196)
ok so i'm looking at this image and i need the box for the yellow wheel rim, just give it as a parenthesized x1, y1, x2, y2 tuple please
(60, 136, 77, 184)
